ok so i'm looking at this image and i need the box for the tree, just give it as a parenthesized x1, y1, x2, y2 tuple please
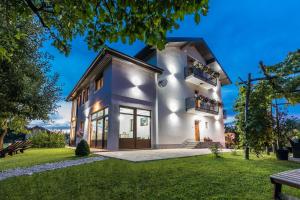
(262, 49, 300, 103)
(0, 18, 61, 149)
(234, 81, 274, 157)
(235, 50, 299, 159)
(273, 108, 299, 148)
(1, 0, 209, 60)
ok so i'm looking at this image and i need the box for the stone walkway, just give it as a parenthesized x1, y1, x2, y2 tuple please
(95, 148, 231, 162)
(0, 156, 106, 181)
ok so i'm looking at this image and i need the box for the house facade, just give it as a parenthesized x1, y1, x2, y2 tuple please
(67, 38, 231, 150)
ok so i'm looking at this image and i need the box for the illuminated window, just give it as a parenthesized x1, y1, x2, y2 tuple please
(95, 74, 104, 91)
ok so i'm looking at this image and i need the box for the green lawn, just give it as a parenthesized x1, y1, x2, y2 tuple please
(0, 148, 75, 171)
(1, 152, 300, 199)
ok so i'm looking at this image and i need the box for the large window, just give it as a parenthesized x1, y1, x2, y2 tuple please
(90, 107, 109, 149)
(119, 107, 151, 149)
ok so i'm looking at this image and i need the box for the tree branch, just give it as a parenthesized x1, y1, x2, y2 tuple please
(104, 0, 114, 24)
(24, 0, 68, 53)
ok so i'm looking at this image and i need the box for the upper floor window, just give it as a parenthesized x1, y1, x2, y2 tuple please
(86, 87, 89, 101)
(82, 87, 89, 104)
(95, 74, 104, 91)
(77, 95, 81, 107)
(82, 90, 86, 104)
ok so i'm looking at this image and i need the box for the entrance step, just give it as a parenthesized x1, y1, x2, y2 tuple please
(182, 140, 222, 149)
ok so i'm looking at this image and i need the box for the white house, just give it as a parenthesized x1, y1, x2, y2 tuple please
(67, 37, 231, 150)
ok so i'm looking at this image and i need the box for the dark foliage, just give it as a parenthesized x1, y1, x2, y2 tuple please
(75, 140, 90, 157)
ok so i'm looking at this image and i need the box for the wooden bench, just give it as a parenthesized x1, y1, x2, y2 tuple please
(270, 169, 300, 200)
(0, 141, 32, 158)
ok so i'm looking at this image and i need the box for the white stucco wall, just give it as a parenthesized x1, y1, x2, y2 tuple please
(155, 45, 225, 147)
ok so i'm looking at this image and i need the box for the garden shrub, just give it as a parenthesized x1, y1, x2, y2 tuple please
(209, 144, 222, 158)
(75, 140, 90, 156)
(30, 131, 65, 148)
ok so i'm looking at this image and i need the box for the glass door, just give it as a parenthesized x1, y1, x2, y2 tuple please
(96, 119, 103, 148)
(119, 107, 151, 149)
(119, 111, 135, 149)
(103, 117, 109, 148)
(90, 120, 97, 148)
(136, 109, 151, 149)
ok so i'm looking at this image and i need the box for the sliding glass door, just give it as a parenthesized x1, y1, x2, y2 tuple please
(90, 107, 109, 149)
(119, 107, 151, 149)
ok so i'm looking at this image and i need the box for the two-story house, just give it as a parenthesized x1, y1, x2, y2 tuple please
(67, 37, 231, 150)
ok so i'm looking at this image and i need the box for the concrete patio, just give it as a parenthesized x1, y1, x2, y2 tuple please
(93, 148, 231, 162)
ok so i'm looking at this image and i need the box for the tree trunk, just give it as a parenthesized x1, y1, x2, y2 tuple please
(0, 128, 7, 149)
(0, 120, 8, 149)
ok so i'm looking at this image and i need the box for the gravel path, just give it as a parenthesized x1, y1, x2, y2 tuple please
(0, 156, 106, 181)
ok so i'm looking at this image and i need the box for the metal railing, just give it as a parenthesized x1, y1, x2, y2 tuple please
(184, 67, 217, 86)
(186, 97, 219, 115)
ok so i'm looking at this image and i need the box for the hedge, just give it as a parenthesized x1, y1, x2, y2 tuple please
(30, 131, 66, 148)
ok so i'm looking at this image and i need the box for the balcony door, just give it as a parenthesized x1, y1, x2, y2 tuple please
(119, 107, 151, 149)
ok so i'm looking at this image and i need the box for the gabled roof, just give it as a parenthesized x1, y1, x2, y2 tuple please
(135, 37, 232, 85)
(66, 47, 163, 101)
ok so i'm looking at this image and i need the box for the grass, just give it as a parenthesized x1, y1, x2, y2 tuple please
(0, 148, 75, 171)
(1, 151, 300, 199)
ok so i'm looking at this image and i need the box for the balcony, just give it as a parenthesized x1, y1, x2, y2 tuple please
(184, 56, 219, 89)
(186, 97, 219, 116)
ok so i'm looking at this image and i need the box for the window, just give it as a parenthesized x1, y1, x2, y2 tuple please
(95, 74, 104, 91)
(86, 87, 89, 101)
(82, 87, 89, 104)
(90, 107, 109, 149)
(119, 107, 134, 139)
(137, 109, 150, 116)
(77, 95, 81, 107)
(119, 107, 151, 149)
(82, 90, 86, 104)
(205, 122, 208, 129)
(120, 107, 134, 114)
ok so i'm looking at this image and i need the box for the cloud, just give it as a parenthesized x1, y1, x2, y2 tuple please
(30, 101, 72, 131)
(224, 115, 235, 124)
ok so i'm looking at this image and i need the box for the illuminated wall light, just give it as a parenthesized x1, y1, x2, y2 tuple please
(129, 86, 143, 98)
(215, 115, 221, 121)
(212, 90, 219, 100)
(168, 100, 179, 113)
(84, 109, 89, 118)
(215, 120, 221, 129)
(168, 73, 177, 83)
(169, 113, 179, 123)
(131, 76, 142, 86)
(168, 64, 177, 75)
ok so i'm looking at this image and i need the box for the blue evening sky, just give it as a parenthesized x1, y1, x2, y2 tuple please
(34, 0, 300, 130)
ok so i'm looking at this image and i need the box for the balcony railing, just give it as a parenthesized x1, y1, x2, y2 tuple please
(184, 67, 217, 86)
(186, 97, 219, 115)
